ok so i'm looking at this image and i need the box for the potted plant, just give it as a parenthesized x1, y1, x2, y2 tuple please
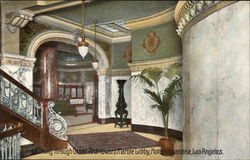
(131, 62, 182, 156)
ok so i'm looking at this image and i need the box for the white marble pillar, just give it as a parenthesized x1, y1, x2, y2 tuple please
(180, 2, 250, 159)
(97, 75, 111, 120)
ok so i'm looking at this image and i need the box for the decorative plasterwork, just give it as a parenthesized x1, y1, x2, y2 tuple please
(27, 30, 110, 72)
(5, 10, 34, 33)
(125, 6, 175, 30)
(34, 15, 131, 44)
(142, 31, 160, 57)
(110, 69, 131, 76)
(128, 56, 181, 72)
(175, 1, 237, 37)
(0, 53, 36, 67)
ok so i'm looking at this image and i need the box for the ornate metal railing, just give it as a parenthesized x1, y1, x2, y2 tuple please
(0, 69, 67, 142)
(48, 101, 67, 140)
(0, 121, 23, 160)
(0, 70, 42, 126)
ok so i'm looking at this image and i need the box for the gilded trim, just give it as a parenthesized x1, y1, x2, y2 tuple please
(128, 56, 181, 72)
(175, 1, 237, 37)
(110, 69, 131, 76)
(96, 68, 131, 76)
(125, 6, 175, 30)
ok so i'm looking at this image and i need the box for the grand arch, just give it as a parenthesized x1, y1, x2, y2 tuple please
(26, 30, 111, 121)
(26, 30, 109, 70)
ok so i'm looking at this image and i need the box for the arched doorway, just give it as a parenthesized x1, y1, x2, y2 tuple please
(28, 31, 109, 126)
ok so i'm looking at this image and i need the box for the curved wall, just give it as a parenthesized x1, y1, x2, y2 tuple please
(181, 2, 249, 159)
(129, 9, 183, 134)
(132, 20, 181, 62)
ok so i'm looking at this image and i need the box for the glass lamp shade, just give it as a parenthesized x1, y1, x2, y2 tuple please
(78, 40, 89, 59)
(92, 60, 99, 69)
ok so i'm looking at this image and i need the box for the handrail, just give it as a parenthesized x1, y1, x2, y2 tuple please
(0, 69, 42, 102)
(0, 121, 23, 139)
(0, 69, 67, 145)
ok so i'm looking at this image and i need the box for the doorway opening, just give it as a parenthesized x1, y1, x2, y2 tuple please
(33, 41, 98, 126)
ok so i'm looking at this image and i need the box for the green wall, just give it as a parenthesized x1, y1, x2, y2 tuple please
(47, 1, 176, 25)
(112, 42, 130, 69)
(132, 20, 182, 62)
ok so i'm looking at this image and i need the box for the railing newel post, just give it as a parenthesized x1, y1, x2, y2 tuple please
(41, 98, 49, 149)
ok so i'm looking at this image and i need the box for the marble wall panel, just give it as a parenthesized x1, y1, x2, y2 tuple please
(0, 65, 33, 90)
(131, 71, 184, 131)
(98, 75, 111, 119)
(182, 2, 250, 159)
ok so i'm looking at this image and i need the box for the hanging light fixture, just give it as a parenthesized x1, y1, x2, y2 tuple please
(92, 19, 99, 69)
(78, 0, 89, 59)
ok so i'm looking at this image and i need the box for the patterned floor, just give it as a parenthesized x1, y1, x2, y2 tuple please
(68, 131, 159, 154)
(25, 123, 183, 159)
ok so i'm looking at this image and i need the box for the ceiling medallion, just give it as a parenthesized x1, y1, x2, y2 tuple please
(142, 31, 160, 56)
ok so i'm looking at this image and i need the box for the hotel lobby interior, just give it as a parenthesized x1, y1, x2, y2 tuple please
(0, 1, 249, 159)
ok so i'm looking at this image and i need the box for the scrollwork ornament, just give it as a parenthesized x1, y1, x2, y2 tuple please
(48, 101, 67, 140)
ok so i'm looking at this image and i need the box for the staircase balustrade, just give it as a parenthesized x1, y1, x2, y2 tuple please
(0, 69, 67, 149)
(0, 121, 23, 159)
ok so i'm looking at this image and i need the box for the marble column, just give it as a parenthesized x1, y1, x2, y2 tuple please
(177, 2, 250, 159)
(97, 75, 111, 122)
(39, 45, 58, 99)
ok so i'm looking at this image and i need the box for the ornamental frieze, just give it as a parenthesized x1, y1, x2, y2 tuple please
(128, 56, 181, 72)
(1, 54, 36, 68)
(175, 1, 237, 37)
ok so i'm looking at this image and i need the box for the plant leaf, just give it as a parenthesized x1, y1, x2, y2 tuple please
(130, 73, 154, 87)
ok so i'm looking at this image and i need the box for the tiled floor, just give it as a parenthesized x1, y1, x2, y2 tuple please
(24, 123, 183, 160)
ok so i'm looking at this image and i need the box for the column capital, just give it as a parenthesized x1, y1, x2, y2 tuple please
(175, 1, 237, 37)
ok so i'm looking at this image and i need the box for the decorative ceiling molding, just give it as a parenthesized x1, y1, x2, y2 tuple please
(6, 10, 34, 33)
(128, 56, 181, 73)
(125, 6, 175, 30)
(175, 1, 237, 37)
(26, 0, 93, 15)
(31, 1, 81, 14)
(1, 53, 36, 68)
(34, 15, 131, 44)
(6, 1, 84, 33)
